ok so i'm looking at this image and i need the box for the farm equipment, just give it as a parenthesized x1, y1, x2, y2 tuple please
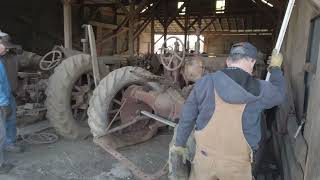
(87, 35, 267, 179)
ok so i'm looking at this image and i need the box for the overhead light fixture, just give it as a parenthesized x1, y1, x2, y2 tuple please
(260, 0, 273, 8)
(267, 2, 274, 7)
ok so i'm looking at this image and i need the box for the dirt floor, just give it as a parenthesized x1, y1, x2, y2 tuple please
(0, 129, 172, 180)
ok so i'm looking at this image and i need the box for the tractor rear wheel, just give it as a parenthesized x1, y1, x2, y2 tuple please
(46, 54, 94, 139)
(88, 66, 159, 148)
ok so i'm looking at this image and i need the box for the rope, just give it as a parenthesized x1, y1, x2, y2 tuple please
(21, 132, 59, 145)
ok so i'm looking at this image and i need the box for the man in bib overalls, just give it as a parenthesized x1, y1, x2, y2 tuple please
(171, 42, 286, 180)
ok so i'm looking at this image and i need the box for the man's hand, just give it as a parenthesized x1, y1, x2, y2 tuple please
(170, 145, 188, 163)
(268, 50, 283, 70)
(0, 44, 6, 56)
(168, 145, 189, 180)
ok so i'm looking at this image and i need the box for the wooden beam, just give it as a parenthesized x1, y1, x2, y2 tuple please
(155, 31, 273, 36)
(155, 14, 165, 27)
(128, 1, 135, 56)
(240, 17, 245, 30)
(134, 16, 152, 39)
(188, 17, 199, 30)
(226, 18, 230, 30)
(151, 17, 155, 54)
(184, 1, 189, 49)
(174, 18, 185, 31)
(63, 0, 72, 49)
(87, 25, 101, 85)
(96, 27, 103, 55)
(115, 0, 129, 15)
(89, 21, 129, 30)
(166, 2, 186, 27)
(154, 34, 163, 44)
(133, 0, 160, 39)
(112, 7, 117, 54)
(304, 28, 320, 180)
(218, 18, 223, 31)
(97, 28, 128, 45)
(134, 0, 150, 16)
(201, 18, 215, 33)
(234, 18, 238, 32)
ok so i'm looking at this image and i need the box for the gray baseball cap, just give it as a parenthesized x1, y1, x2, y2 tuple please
(230, 42, 257, 60)
(0, 31, 15, 48)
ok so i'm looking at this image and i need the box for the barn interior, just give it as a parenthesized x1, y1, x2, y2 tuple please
(0, 0, 319, 180)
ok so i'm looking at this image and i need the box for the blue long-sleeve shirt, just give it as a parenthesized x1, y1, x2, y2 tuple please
(176, 68, 286, 150)
(0, 58, 11, 106)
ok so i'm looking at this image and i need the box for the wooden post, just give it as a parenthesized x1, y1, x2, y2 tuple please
(87, 25, 101, 86)
(151, 17, 155, 54)
(128, 1, 135, 57)
(96, 27, 103, 56)
(304, 32, 320, 180)
(184, 0, 189, 50)
(137, 34, 140, 55)
(63, 0, 72, 49)
(113, 6, 118, 54)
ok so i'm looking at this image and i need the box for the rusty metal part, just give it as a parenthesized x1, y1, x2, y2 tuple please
(106, 99, 128, 132)
(130, 70, 165, 81)
(105, 116, 150, 135)
(182, 56, 204, 82)
(71, 73, 94, 124)
(120, 86, 152, 126)
(96, 84, 161, 149)
(127, 85, 184, 121)
(94, 137, 168, 180)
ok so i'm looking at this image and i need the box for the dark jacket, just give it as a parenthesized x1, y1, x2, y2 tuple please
(175, 67, 286, 150)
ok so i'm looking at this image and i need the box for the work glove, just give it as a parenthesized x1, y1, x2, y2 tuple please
(168, 145, 189, 180)
(268, 50, 283, 71)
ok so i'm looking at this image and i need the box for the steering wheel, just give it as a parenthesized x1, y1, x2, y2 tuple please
(39, 50, 63, 71)
(160, 37, 186, 71)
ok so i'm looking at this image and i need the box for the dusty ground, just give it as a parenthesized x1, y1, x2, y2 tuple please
(0, 129, 172, 180)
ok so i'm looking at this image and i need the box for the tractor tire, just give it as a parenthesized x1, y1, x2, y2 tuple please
(88, 66, 155, 138)
(46, 54, 92, 139)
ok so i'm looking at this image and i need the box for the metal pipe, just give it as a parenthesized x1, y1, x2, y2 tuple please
(140, 110, 177, 127)
(266, 0, 296, 81)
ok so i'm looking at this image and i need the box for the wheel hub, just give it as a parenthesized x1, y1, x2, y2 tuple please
(119, 85, 152, 131)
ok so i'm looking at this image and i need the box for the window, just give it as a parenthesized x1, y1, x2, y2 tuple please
(154, 34, 204, 53)
(178, 1, 186, 15)
(216, 0, 225, 14)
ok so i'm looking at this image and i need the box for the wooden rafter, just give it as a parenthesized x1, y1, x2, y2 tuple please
(166, 2, 186, 27)
(241, 17, 245, 30)
(200, 18, 215, 33)
(226, 17, 231, 30)
(174, 18, 185, 31)
(188, 18, 198, 30)
(217, 18, 223, 31)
